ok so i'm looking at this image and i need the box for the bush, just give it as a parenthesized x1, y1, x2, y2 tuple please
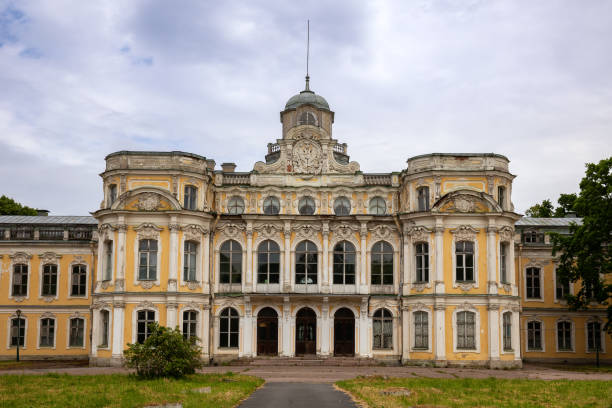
(124, 323, 202, 378)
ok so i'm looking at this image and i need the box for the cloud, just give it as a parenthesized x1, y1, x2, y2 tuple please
(0, 0, 610, 214)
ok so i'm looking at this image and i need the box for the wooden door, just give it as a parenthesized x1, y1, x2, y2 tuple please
(334, 307, 355, 356)
(295, 307, 316, 356)
(257, 307, 278, 356)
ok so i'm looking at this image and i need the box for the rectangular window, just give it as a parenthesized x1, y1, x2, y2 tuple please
(526, 267, 541, 299)
(137, 310, 156, 344)
(184, 185, 197, 210)
(108, 184, 117, 206)
(138, 239, 158, 281)
(41, 264, 58, 296)
(40, 318, 55, 347)
(455, 241, 474, 282)
(555, 272, 569, 300)
(10, 318, 25, 347)
(527, 321, 542, 351)
(69, 318, 85, 347)
(100, 310, 110, 347)
(497, 186, 505, 209)
(71, 264, 87, 296)
(104, 241, 113, 281)
(557, 321, 572, 351)
(500, 243, 508, 283)
(414, 311, 428, 349)
(415, 242, 429, 283)
(12, 264, 28, 297)
(182, 310, 197, 340)
(184, 241, 197, 282)
(417, 186, 430, 211)
(523, 231, 544, 244)
(587, 322, 602, 352)
(456, 311, 476, 350)
(503, 313, 512, 351)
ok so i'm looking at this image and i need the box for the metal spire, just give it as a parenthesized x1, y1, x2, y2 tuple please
(305, 20, 310, 91)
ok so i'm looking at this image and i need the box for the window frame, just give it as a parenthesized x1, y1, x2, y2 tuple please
(108, 184, 117, 207)
(103, 240, 113, 281)
(227, 196, 245, 215)
(9, 316, 27, 349)
(138, 239, 158, 281)
(11, 263, 29, 298)
(135, 309, 157, 344)
(586, 321, 604, 353)
(333, 196, 351, 216)
(183, 240, 198, 282)
(414, 242, 429, 283)
(368, 196, 387, 215)
(41, 263, 58, 297)
(370, 240, 394, 286)
(182, 310, 198, 341)
(99, 309, 111, 349)
(412, 310, 430, 351)
(39, 317, 56, 348)
(525, 266, 543, 300)
(68, 317, 86, 348)
(554, 268, 571, 302)
(184, 185, 198, 210)
(455, 241, 475, 283)
(502, 312, 512, 352)
(372, 309, 393, 350)
(332, 240, 356, 285)
(526, 320, 544, 352)
(218, 307, 239, 349)
(298, 111, 317, 126)
(219, 239, 243, 285)
(417, 186, 430, 211)
(70, 264, 88, 297)
(263, 196, 281, 215)
(455, 310, 477, 351)
(298, 196, 316, 215)
(295, 240, 318, 285)
(500, 242, 509, 284)
(556, 320, 573, 352)
(257, 240, 281, 285)
(497, 185, 506, 209)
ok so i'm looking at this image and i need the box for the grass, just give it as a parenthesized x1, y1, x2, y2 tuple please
(0, 372, 263, 408)
(540, 364, 612, 374)
(336, 376, 612, 408)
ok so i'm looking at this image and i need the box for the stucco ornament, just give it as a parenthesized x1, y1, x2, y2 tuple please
(330, 223, 359, 240)
(499, 226, 514, 242)
(292, 223, 321, 240)
(135, 223, 162, 240)
(292, 139, 322, 174)
(254, 223, 283, 239)
(451, 225, 479, 241)
(407, 226, 431, 242)
(370, 224, 395, 241)
(136, 193, 161, 211)
(217, 222, 246, 240)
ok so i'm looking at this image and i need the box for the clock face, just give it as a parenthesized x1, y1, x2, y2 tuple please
(292, 139, 322, 174)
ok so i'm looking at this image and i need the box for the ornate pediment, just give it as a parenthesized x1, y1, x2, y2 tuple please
(451, 225, 479, 241)
(370, 224, 397, 241)
(38, 252, 61, 264)
(253, 223, 283, 239)
(217, 222, 246, 240)
(9, 252, 32, 264)
(292, 223, 321, 240)
(499, 226, 514, 242)
(183, 224, 208, 241)
(432, 190, 502, 214)
(113, 187, 181, 212)
(135, 223, 162, 239)
(406, 226, 431, 242)
(330, 223, 359, 240)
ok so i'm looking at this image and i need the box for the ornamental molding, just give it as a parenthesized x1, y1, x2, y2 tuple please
(38, 252, 62, 264)
(70, 255, 87, 266)
(409, 302, 429, 312)
(115, 279, 125, 291)
(91, 301, 112, 310)
(136, 300, 155, 309)
(186, 281, 201, 290)
(136, 192, 162, 211)
(407, 226, 431, 243)
(455, 281, 476, 292)
(451, 225, 479, 241)
(113, 301, 125, 309)
(9, 252, 32, 264)
(98, 223, 116, 237)
(137, 280, 156, 290)
(13, 296, 25, 303)
(42, 296, 55, 303)
(99, 280, 113, 290)
(41, 312, 56, 319)
(183, 224, 208, 241)
(369, 298, 399, 316)
(253, 223, 283, 239)
(370, 224, 396, 241)
(134, 223, 162, 240)
(292, 223, 321, 240)
(69, 311, 83, 319)
(501, 282, 512, 293)
(168, 279, 177, 291)
(412, 282, 430, 293)
(292, 138, 323, 175)
(217, 222, 246, 240)
(499, 226, 514, 242)
(330, 223, 359, 241)
(183, 301, 201, 311)
(456, 301, 477, 312)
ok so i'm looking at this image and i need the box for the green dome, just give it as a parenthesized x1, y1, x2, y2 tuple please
(284, 77, 330, 111)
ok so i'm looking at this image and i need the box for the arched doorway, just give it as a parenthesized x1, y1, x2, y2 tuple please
(257, 307, 278, 356)
(295, 307, 316, 356)
(334, 307, 355, 356)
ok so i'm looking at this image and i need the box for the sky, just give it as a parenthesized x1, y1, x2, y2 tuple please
(0, 0, 610, 215)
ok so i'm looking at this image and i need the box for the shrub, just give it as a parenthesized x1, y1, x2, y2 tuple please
(124, 323, 202, 378)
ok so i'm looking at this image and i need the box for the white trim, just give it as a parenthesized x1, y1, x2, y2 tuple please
(451, 231, 479, 290)
(585, 319, 606, 353)
(178, 307, 200, 342)
(179, 235, 202, 287)
(451, 306, 481, 353)
(371, 307, 395, 352)
(6, 314, 28, 350)
(131, 305, 159, 344)
(67, 258, 89, 299)
(102, 239, 114, 282)
(133, 229, 162, 289)
(97, 309, 112, 350)
(412, 239, 432, 287)
(554, 318, 575, 353)
(500, 310, 514, 354)
(38, 259, 60, 301)
(215, 306, 241, 351)
(37, 315, 57, 350)
(524, 263, 544, 302)
(525, 318, 545, 352)
(66, 315, 87, 350)
(553, 266, 574, 303)
(410, 308, 432, 353)
(8, 253, 32, 301)
(216, 238, 244, 293)
(254, 238, 283, 292)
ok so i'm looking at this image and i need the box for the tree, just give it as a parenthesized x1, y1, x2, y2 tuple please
(554, 193, 579, 217)
(124, 323, 202, 378)
(552, 157, 612, 332)
(525, 199, 554, 217)
(0, 195, 37, 215)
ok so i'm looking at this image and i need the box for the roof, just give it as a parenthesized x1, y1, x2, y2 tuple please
(105, 150, 208, 161)
(285, 89, 330, 111)
(516, 217, 583, 227)
(0, 216, 97, 225)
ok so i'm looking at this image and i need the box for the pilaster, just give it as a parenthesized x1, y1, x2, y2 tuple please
(434, 303, 446, 364)
(434, 222, 445, 293)
(168, 221, 180, 291)
(486, 225, 498, 294)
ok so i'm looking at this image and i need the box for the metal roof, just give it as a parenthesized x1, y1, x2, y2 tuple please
(516, 217, 583, 227)
(0, 216, 97, 225)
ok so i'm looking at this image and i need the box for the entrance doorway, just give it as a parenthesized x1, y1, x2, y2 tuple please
(295, 307, 316, 356)
(334, 307, 355, 356)
(257, 307, 278, 356)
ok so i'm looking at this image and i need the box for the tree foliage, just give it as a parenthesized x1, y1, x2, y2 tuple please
(0, 195, 37, 215)
(525, 199, 554, 217)
(124, 323, 202, 378)
(552, 157, 612, 332)
(525, 193, 581, 218)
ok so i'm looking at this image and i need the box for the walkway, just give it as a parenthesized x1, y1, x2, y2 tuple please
(238, 383, 357, 408)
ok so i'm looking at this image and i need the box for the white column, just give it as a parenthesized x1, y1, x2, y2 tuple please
(487, 226, 498, 294)
(488, 305, 500, 366)
(508, 237, 517, 296)
(111, 302, 125, 365)
(434, 304, 446, 365)
(401, 306, 410, 363)
(201, 305, 210, 359)
(242, 301, 253, 357)
(96, 232, 105, 285)
(322, 222, 330, 293)
(91, 310, 99, 357)
(512, 308, 521, 362)
(246, 223, 253, 293)
(321, 297, 330, 356)
(167, 302, 177, 329)
(283, 221, 291, 292)
(359, 297, 370, 357)
(116, 223, 127, 290)
(402, 233, 411, 295)
(282, 297, 293, 356)
(359, 222, 368, 294)
(169, 222, 179, 291)
(434, 224, 445, 293)
(202, 231, 210, 293)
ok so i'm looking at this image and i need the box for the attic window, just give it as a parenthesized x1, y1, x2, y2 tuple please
(298, 111, 317, 126)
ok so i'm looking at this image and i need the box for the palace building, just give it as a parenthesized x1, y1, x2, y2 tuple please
(0, 79, 609, 367)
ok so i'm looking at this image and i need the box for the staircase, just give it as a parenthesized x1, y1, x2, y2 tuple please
(226, 356, 400, 366)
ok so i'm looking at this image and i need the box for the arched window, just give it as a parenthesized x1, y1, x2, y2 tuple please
(373, 309, 393, 350)
(184, 241, 197, 282)
(183, 310, 198, 340)
(333, 241, 355, 284)
(298, 196, 316, 215)
(138, 239, 158, 280)
(369, 197, 386, 215)
(40, 318, 55, 347)
(219, 307, 239, 348)
(71, 264, 87, 296)
(456, 311, 476, 350)
(526, 267, 541, 299)
(295, 240, 317, 285)
(503, 312, 512, 351)
(227, 196, 245, 215)
(334, 197, 351, 216)
(184, 185, 197, 210)
(417, 186, 429, 211)
(263, 196, 280, 215)
(258, 240, 280, 284)
(299, 111, 317, 126)
(41, 264, 58, 296)
(69, 318, 85, 347)
(414, 311, 428, 349)
(455, 241, 474, 282)
(371, 241, 393, 285)
(415, 242, 429, 283)
(12, 264, 28, 297)
(137, 309, 156, 344)
(220, 240, 242, 284)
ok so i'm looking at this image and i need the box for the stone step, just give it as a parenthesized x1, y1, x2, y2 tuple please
(227, 356, 399, 366)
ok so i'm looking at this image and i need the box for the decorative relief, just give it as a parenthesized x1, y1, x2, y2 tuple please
(456, 301, 477, 312)
(136, 193, 162, 211)
(183, 224, 207, 241)
(292, 223, 321, 240)
(168, 279, 177, 291)
(292, 138, 323, 175)
(455, 282, 476, 292)
(100, 280, 113, 290)
(13, 297, 25, 303)
(217, 222, 246, 240)
(407, 226, 431, 243)
(499, 226, 514, 242)
(42, 296, 55, 303)
(137, 300, 155, 309)
(41, 312, 55, 319)
(451, 225, 479, 241)
(91, 301, 112, 310)
(184, 301, 201, 311)
(9, 252, 32, 264)
(330, 223, 359, 241)
(253, 223, 283, 239)
(135, 223, 162, 239)
(138, 281, 155, 290)
(409, 302, 429, 311)
(370, 224, 396, 241)
(115, 279, 125, 291)
(38, 252, 61, 264)
(186, 281, 200, 290)
(412, 283, 428, 293)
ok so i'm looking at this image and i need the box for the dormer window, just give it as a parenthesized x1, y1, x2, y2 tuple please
(298, 111, 317, 126)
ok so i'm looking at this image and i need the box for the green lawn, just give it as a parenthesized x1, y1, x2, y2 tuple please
(336, 376, 612, 408)
(0, 372, 263, 408)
